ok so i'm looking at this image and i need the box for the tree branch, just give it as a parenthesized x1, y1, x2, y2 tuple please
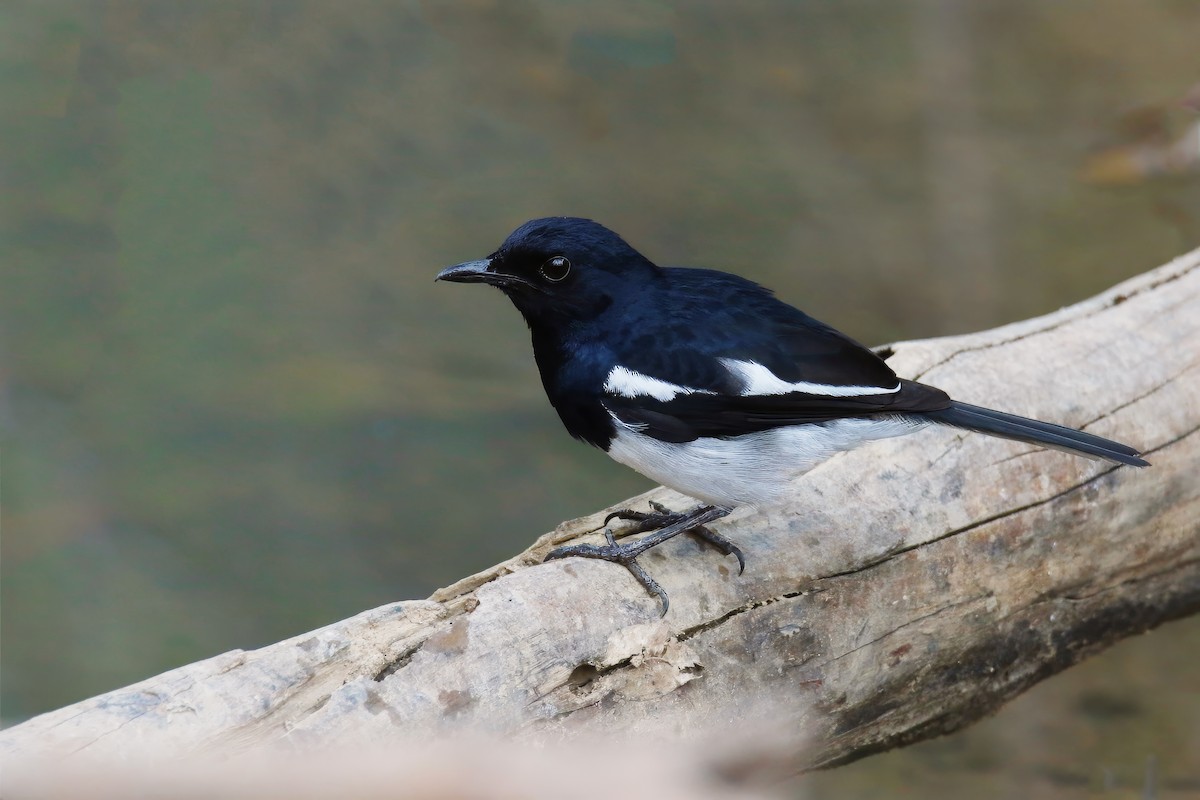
(3, 250, 1198, 774)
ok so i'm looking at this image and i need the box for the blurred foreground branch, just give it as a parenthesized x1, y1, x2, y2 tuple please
(3, 250, 1198, 780)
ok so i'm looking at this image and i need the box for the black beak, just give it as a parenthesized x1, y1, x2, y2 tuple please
(437, 258, 540, 292)
(436, 259, 499, 285)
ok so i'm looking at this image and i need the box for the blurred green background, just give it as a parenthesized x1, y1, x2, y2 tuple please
(2, 0, 1198, 795)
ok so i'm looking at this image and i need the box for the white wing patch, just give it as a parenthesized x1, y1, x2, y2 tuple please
(602, 365, 715, 402)
(719, 358, 900, 398)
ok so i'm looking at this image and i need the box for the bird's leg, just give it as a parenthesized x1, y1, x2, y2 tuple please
(544, 504, 735, 615)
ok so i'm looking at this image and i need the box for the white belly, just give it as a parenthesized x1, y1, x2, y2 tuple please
(605, 417, 926, 508)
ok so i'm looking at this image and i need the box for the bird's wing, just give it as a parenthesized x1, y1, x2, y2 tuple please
(600, 276, 950, 443)
(603, 379, 949, 443)
(635, 266, 904, 390)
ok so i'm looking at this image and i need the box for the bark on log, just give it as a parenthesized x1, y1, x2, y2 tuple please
(3, 250, 1198, 773)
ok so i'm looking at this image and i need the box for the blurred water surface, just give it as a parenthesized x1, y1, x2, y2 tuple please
(2, 1, 1198, 794)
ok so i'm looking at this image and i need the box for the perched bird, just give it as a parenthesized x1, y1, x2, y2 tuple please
(437, 217, 1148, 612)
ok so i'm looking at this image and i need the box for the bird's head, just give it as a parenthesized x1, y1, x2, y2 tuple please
(436, 217, 659, 329)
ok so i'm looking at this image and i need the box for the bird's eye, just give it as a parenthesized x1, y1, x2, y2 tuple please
(539, 256, 571, 282)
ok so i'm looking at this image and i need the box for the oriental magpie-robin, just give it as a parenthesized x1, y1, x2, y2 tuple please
(437, 217, 1148, 613)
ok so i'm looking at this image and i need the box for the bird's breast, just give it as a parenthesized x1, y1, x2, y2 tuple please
(529, 336, 619, 449)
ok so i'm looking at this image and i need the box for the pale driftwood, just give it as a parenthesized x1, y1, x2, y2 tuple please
(3, 250, 1198, 773)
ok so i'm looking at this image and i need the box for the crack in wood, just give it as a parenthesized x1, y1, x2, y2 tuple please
(1084, 361, 1199, 428)
(816, 596, 986, 669)
(1059, 555, 1200, 603)
(676, 588, 815, 642)
(372, 640, 427, 682)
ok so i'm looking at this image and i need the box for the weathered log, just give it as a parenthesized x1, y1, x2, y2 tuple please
(2, 249, 1197, 773)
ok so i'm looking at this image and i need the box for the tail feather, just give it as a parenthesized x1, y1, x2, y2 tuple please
(920, 401, 1149, 467)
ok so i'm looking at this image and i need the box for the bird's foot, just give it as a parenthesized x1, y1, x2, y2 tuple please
(545, 529, 672, 614)
(605, 501, 745, 574)
(545, 504, 736, 616)
(603, 500, 691, 535)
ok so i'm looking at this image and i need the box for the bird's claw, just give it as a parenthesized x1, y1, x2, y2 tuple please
(686, 525, 746, 575)
(546, 504, 738, 615)
(604, 504, 678, 533)
(546, 530, 671, 615)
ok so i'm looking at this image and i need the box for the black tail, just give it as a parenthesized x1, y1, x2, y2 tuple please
(920, 401, 1149, 467)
